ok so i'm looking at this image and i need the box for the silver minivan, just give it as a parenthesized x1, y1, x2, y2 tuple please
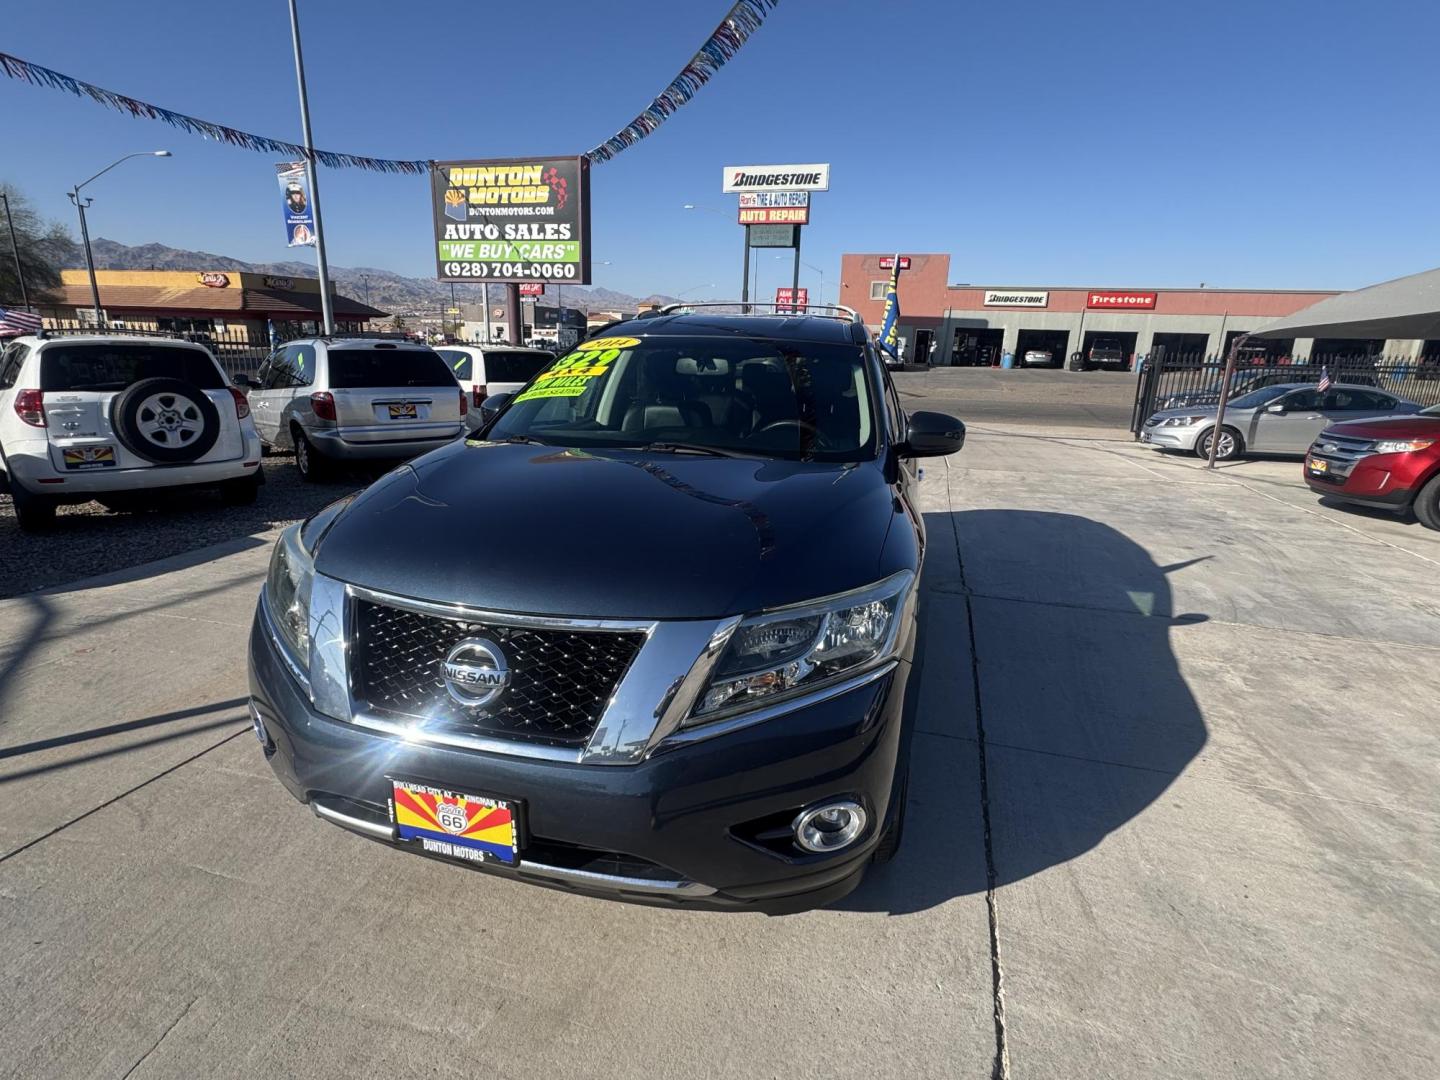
(245, 337, 465, 480)
(435, 344, 553, 433)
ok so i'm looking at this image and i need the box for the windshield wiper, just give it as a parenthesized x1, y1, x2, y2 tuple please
(636, 442, 756, 459)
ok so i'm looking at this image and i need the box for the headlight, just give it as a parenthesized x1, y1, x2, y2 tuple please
(265, 523, 314, 671)
(1158, 415, 1207, 427)
(688, 571, 914, 723)
(1374, 438, 1435, 454)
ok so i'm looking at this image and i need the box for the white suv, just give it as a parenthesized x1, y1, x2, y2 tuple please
(434, 344, 553, 432)
(0, 332, 263, 531)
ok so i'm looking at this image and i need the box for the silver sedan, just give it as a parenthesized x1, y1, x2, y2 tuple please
(1140, 382, 1420, 460)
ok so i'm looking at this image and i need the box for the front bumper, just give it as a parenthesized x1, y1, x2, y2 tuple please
(1303, 450, 1420, 510)
(248, 612, 912, 912)
(1140, 424, 1204, 451)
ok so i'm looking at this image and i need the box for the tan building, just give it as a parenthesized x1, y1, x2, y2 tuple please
(41, 268, 386, 341)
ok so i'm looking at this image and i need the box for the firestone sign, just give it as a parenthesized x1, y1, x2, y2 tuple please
(1087, 291, 1156, 310)
(722, 163, 831, 193)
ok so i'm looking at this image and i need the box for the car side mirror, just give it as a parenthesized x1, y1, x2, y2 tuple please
(1265, 403, 1287, 415)
(479, 391, 514, 423)
(900, 410, 966, 458)
(239, 375, 263, 390)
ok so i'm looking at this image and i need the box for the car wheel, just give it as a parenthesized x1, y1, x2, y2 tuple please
(293, 428, 330, 483)
(9, 482, 58, 532)
(111, 377, 222, 464)
(871, 765, 909, 865)
(220, 473, 261, 506)
(1413, 473, 1440, 531)
(1197, 426, 1243, 461)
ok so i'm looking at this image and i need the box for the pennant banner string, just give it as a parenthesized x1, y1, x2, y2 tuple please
(0, 1, 779, 174)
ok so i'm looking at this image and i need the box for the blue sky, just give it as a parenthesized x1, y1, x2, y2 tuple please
(4, 0, 1438, 303)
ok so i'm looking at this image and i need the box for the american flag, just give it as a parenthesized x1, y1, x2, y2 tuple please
(0, 307, 43, 337)
(1316, 367, 1332, 393)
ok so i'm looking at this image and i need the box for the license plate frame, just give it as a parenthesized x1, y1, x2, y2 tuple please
(1308, 458, 1330, 475)
(387, 776, 523, 867)
(62, 445, 117, 470)
(387, 403, 419, 420)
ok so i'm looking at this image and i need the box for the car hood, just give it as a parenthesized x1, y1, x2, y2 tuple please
(1148, 404, 1223, 421)
(312, 441, 898, 619)
(1323, 414, 1440, 439)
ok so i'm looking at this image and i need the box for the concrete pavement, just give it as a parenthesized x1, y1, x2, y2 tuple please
(1, 422, 1437, 1078)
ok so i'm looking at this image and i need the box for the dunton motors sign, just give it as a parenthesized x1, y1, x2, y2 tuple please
(1087, 290, 1157, 310)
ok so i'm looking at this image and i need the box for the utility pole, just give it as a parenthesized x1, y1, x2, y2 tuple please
(741, 226, 750, 306)
(68, 191, 101, 325)
(791, 227, 801, 310)
(1, 192, 31, 310)
(482, 284, 492, 342)
(287, 0, 335, 336)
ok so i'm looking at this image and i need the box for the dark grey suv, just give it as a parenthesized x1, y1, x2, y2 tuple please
(247, 306, 965, 911)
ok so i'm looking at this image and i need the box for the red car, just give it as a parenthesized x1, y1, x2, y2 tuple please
(1304, 406, 1440, 528)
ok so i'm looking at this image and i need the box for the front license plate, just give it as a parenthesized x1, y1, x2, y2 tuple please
(388, 403, 418, 419)
(1309, 459, 1329, 474)
(62, 445, 117, 470)
(389, 778, 520, 866)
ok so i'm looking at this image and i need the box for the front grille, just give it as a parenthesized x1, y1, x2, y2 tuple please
(350, 599, 646, 749)
(1310, 433, 1375, 461)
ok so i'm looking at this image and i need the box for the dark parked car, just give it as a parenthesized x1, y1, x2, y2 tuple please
(247, 307, 966, 911)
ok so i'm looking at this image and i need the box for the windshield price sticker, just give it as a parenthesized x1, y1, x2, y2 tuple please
(515, 346, 625, 402)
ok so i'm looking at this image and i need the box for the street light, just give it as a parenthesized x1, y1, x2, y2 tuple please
(69, 150, 171, 326)
(775, 254, 827, 307)
(674, 282, 715, 300)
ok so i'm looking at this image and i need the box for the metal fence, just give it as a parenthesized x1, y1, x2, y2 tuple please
(40, 319, 276, 382)
(1130, 353, 1440, 436)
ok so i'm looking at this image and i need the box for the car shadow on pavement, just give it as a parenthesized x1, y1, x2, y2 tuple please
(840, 509, 1209, 915)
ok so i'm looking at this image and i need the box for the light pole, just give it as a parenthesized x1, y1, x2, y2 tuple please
(672, 282, 715, 304)
(777, 254, 826, 308)
(1, 191, 30, 310)
(68, 150, 170, 326)
(287, 0, 335, 336)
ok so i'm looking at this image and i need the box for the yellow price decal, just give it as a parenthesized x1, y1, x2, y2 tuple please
(574, 336, 640, 351)
(515, 347, 622, 402)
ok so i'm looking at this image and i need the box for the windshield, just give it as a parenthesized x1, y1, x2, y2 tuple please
(328, 347, 456, 389)
(39, 343, 222, 391)
(1227, 384, 1293, 410)
(1421, 404, 1440, 417)
(486, 335, 877, 461)
(482, 349, 552, 383)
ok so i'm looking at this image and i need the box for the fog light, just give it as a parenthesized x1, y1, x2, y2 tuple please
(792, 800, 867, 853)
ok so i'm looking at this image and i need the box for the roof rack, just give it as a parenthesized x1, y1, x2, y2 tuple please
(320, 331, 417, 341)
(656, 301, 863, 323)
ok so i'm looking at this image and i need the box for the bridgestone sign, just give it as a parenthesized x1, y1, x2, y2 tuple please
(722, 163, 831, 193)
(984, 290, 1049, 308)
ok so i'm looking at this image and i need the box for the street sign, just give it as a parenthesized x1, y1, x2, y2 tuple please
(878, 256, 911, 270)
(748, 224, 797, 248)
(776, 287, 809, 313)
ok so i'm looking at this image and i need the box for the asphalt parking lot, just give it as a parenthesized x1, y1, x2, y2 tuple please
(2, 374, 1437, 1078)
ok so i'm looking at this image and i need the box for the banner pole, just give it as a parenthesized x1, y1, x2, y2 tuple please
(287, 0, 335, 336)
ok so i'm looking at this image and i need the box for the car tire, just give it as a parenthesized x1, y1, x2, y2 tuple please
(1413, 473, 1440, 531)
(871, 765, 909, 864)
(220, 473, 261, 506)
(1196, 426, 1244, 461)
(293, 428, 330, 483)
(111, 377, 221, 464)
(9, 481, 58, 532)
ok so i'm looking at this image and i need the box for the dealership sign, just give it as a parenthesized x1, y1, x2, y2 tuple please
(878, 256, 912, 270)
(775, 287, 809, 312)
(722, 163, 831, 193)
(1087, 291, 1156, 310)
(984, 289, 1048, 308)
(432, 156, 591, 284)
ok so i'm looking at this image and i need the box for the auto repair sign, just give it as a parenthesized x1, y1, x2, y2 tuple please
(738, 191, 809, 224)
(432, 156, 591, 284)
(1087, 291, 1156, 310)
(722, 164, 830, 192)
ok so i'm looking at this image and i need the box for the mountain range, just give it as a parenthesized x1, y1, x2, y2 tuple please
(83, 238, 679, 316)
